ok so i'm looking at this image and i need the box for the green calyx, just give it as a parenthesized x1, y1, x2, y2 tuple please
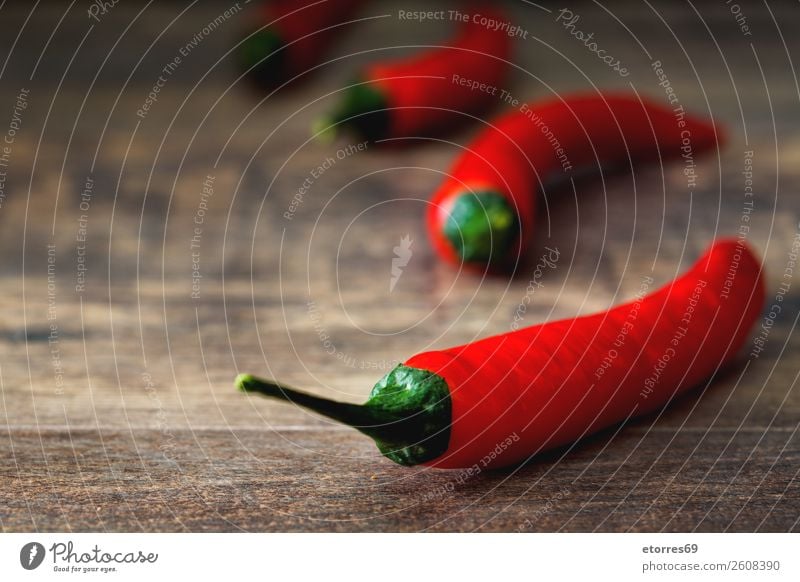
(236, 365, 451, 466)
(238, 28, 287, 88)
(365, 365, 451, 465)
(443, 190, 519, 264)
(313, 80, 390, 143)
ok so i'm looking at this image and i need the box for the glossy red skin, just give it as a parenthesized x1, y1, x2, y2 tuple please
(364, 7, 512, 138)
(427, 93, 725, 265)
(263, 0, 364, 76)
(406, 239, 764, 469)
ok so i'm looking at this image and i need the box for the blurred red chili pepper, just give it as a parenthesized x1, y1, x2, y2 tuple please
(238, 239, 763, 469)
(239, 0, 364, 88)
(427, 93, 725, 268)
(314, 6, 512, 141)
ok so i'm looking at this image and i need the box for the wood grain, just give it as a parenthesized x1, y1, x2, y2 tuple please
(0, 0, 798, 531)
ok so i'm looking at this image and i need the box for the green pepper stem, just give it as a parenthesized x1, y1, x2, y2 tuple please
(312, 81, 390, 142)
(236, 373, 400, 436)
(236, 367, 452, 466)
(311, 117, 338, 144)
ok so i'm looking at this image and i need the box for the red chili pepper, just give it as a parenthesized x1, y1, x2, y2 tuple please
(237, 239, 763, 469)
(427, 93, 724, 268)
(238, 0, 364, 88)
(313, 6, 513, 141)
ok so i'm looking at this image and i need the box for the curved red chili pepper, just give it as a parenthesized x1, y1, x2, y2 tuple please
(427, 93, 724, 267)
(314, 6, 512, 141)
(239, 0, 364, 88)
(238, 239, 763, 469)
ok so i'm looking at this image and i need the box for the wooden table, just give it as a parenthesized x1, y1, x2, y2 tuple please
(1, 0, 798, 532)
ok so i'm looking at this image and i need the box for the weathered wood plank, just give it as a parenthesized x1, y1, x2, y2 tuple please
(0, 426, 796, 532)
